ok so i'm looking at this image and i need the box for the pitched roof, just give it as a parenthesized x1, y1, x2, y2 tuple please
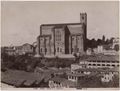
(75, 68, 119, 72)
(67, 24, 83, 34)
(67, 72, 86, 77)
(50, 77, 66, 83)
(50, 77, 76, 87)
(41, 23, 82, 26)
(85, 55, 119, 61)
(40, 23, 84, 35)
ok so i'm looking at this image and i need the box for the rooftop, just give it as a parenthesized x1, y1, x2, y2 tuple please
(50, 77, 76, 87)
(85, 55, 119, 61)
(41, 23, 82, 26)
(40, 23, 84, 35)
(74, 67, 119, 72)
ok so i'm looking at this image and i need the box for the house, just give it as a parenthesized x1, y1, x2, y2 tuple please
(2, 46, 16, 56)
(79, 55, 119, 68)
(112, 37, 119, 49)
(15, 43, 34, 55)
(94, 45, 119, 55)
(49, 77, 76, 88)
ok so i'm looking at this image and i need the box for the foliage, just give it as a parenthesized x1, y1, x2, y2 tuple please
(1, 52, 44, 72)
(114, 44, 119, 51)
(77, 74, 119, 88)
(86, 36, 115, 49)
(41, 58, 75, 68)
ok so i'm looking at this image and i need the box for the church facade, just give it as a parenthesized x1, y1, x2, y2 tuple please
(37, 13, 87, 55)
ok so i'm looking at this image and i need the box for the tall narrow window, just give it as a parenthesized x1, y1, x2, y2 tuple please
(71, 48, 73, 52)
(60, 48, 62, 52)
(57, 47, 59, 52)
(77, 48, 79, 52)
(45, 48, 47, 52)
(41, 48, 42, 52)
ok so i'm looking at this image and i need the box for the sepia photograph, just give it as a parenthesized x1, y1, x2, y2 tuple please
(1, 1, 119, 90)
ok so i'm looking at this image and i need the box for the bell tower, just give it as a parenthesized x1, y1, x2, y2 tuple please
(80, 13, 87, 27)
(80, 13, 87, 51)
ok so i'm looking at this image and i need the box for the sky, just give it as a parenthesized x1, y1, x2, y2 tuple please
(1, 1, 119, 46)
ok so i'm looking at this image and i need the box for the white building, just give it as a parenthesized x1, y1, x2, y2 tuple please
(49, 77, 76, 88)
(79, 55, 119, 68)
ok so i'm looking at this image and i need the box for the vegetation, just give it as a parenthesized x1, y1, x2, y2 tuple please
(1, 52, 44, 72)
(41, 57, 75, 68)
(77, 74, 119, 88)
(1, 52, 75, 72)
(86, 35, 115, 49)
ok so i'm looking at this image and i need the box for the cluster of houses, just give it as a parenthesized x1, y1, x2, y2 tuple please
(1, 37, 119, 57)
(1, 12, 119, 88)
(86, 38, 119, 56)
(1, 43, 37, 56)
(48, 56, 119, 88)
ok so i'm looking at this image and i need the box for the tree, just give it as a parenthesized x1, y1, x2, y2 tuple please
(97, 39, 102, 45)
(102, 35, 105, 42)
(114, 44, 119, 51)
(91, 38, 97, 48)
(109, 37, 114, 44)
(105, 38, 109, 45)
(102, 35, 105, 45)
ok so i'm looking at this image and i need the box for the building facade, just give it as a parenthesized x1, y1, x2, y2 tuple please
(37, 13, 87, 55)
(49, 77, 76, 88)
(15, 43, 34, 55)
(79, 55, 119, 68)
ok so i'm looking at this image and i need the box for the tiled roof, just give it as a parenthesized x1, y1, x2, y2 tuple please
(75, 68, 119, 72)
(50, 77, 66, 83)
(62, 80, 76, 87)
(40, 23, 84, 35)
(67, 24, 83, 34)
(67, 72, 86, 77)
(50, 77, 76, 87)
(41, 23, 82, 26)
(85, 55, 119, 61)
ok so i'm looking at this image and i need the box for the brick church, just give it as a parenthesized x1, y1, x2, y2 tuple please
(36, 13, 87, 56)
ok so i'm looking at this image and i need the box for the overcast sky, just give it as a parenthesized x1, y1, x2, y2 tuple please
(1, 1, 119, 46)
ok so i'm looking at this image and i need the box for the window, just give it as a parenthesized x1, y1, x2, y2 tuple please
(82, 16, 84, 19)
(112, 65, 115, 67)
(69, 76, 71, 79)
(102, 61, 105, 63)
(93, 64, 96, 66)
(102, 64, 105, 66)
(77, 48, 79, 52)
(97, 61, 100, 62)
(72, 37, 74, 41)
(57, 47, 59, 52)
(106, 64, 110, 66)
(112, 61, 115, 63)
(71, 48, 73, 52)
(45, 48, 47, 52)
(55, 29, 61, 41)
(40, 38, 43, 41)
(41, 48, 42, 52)
(72, 76, 73, 79)
(60, 48, 62, 52)
(97, 64, 100, 66)
(77, 37, 79, 40)
(81, 71, 84, 73)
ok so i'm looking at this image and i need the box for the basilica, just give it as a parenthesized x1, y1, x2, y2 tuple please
(36, 13, 87, 55)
